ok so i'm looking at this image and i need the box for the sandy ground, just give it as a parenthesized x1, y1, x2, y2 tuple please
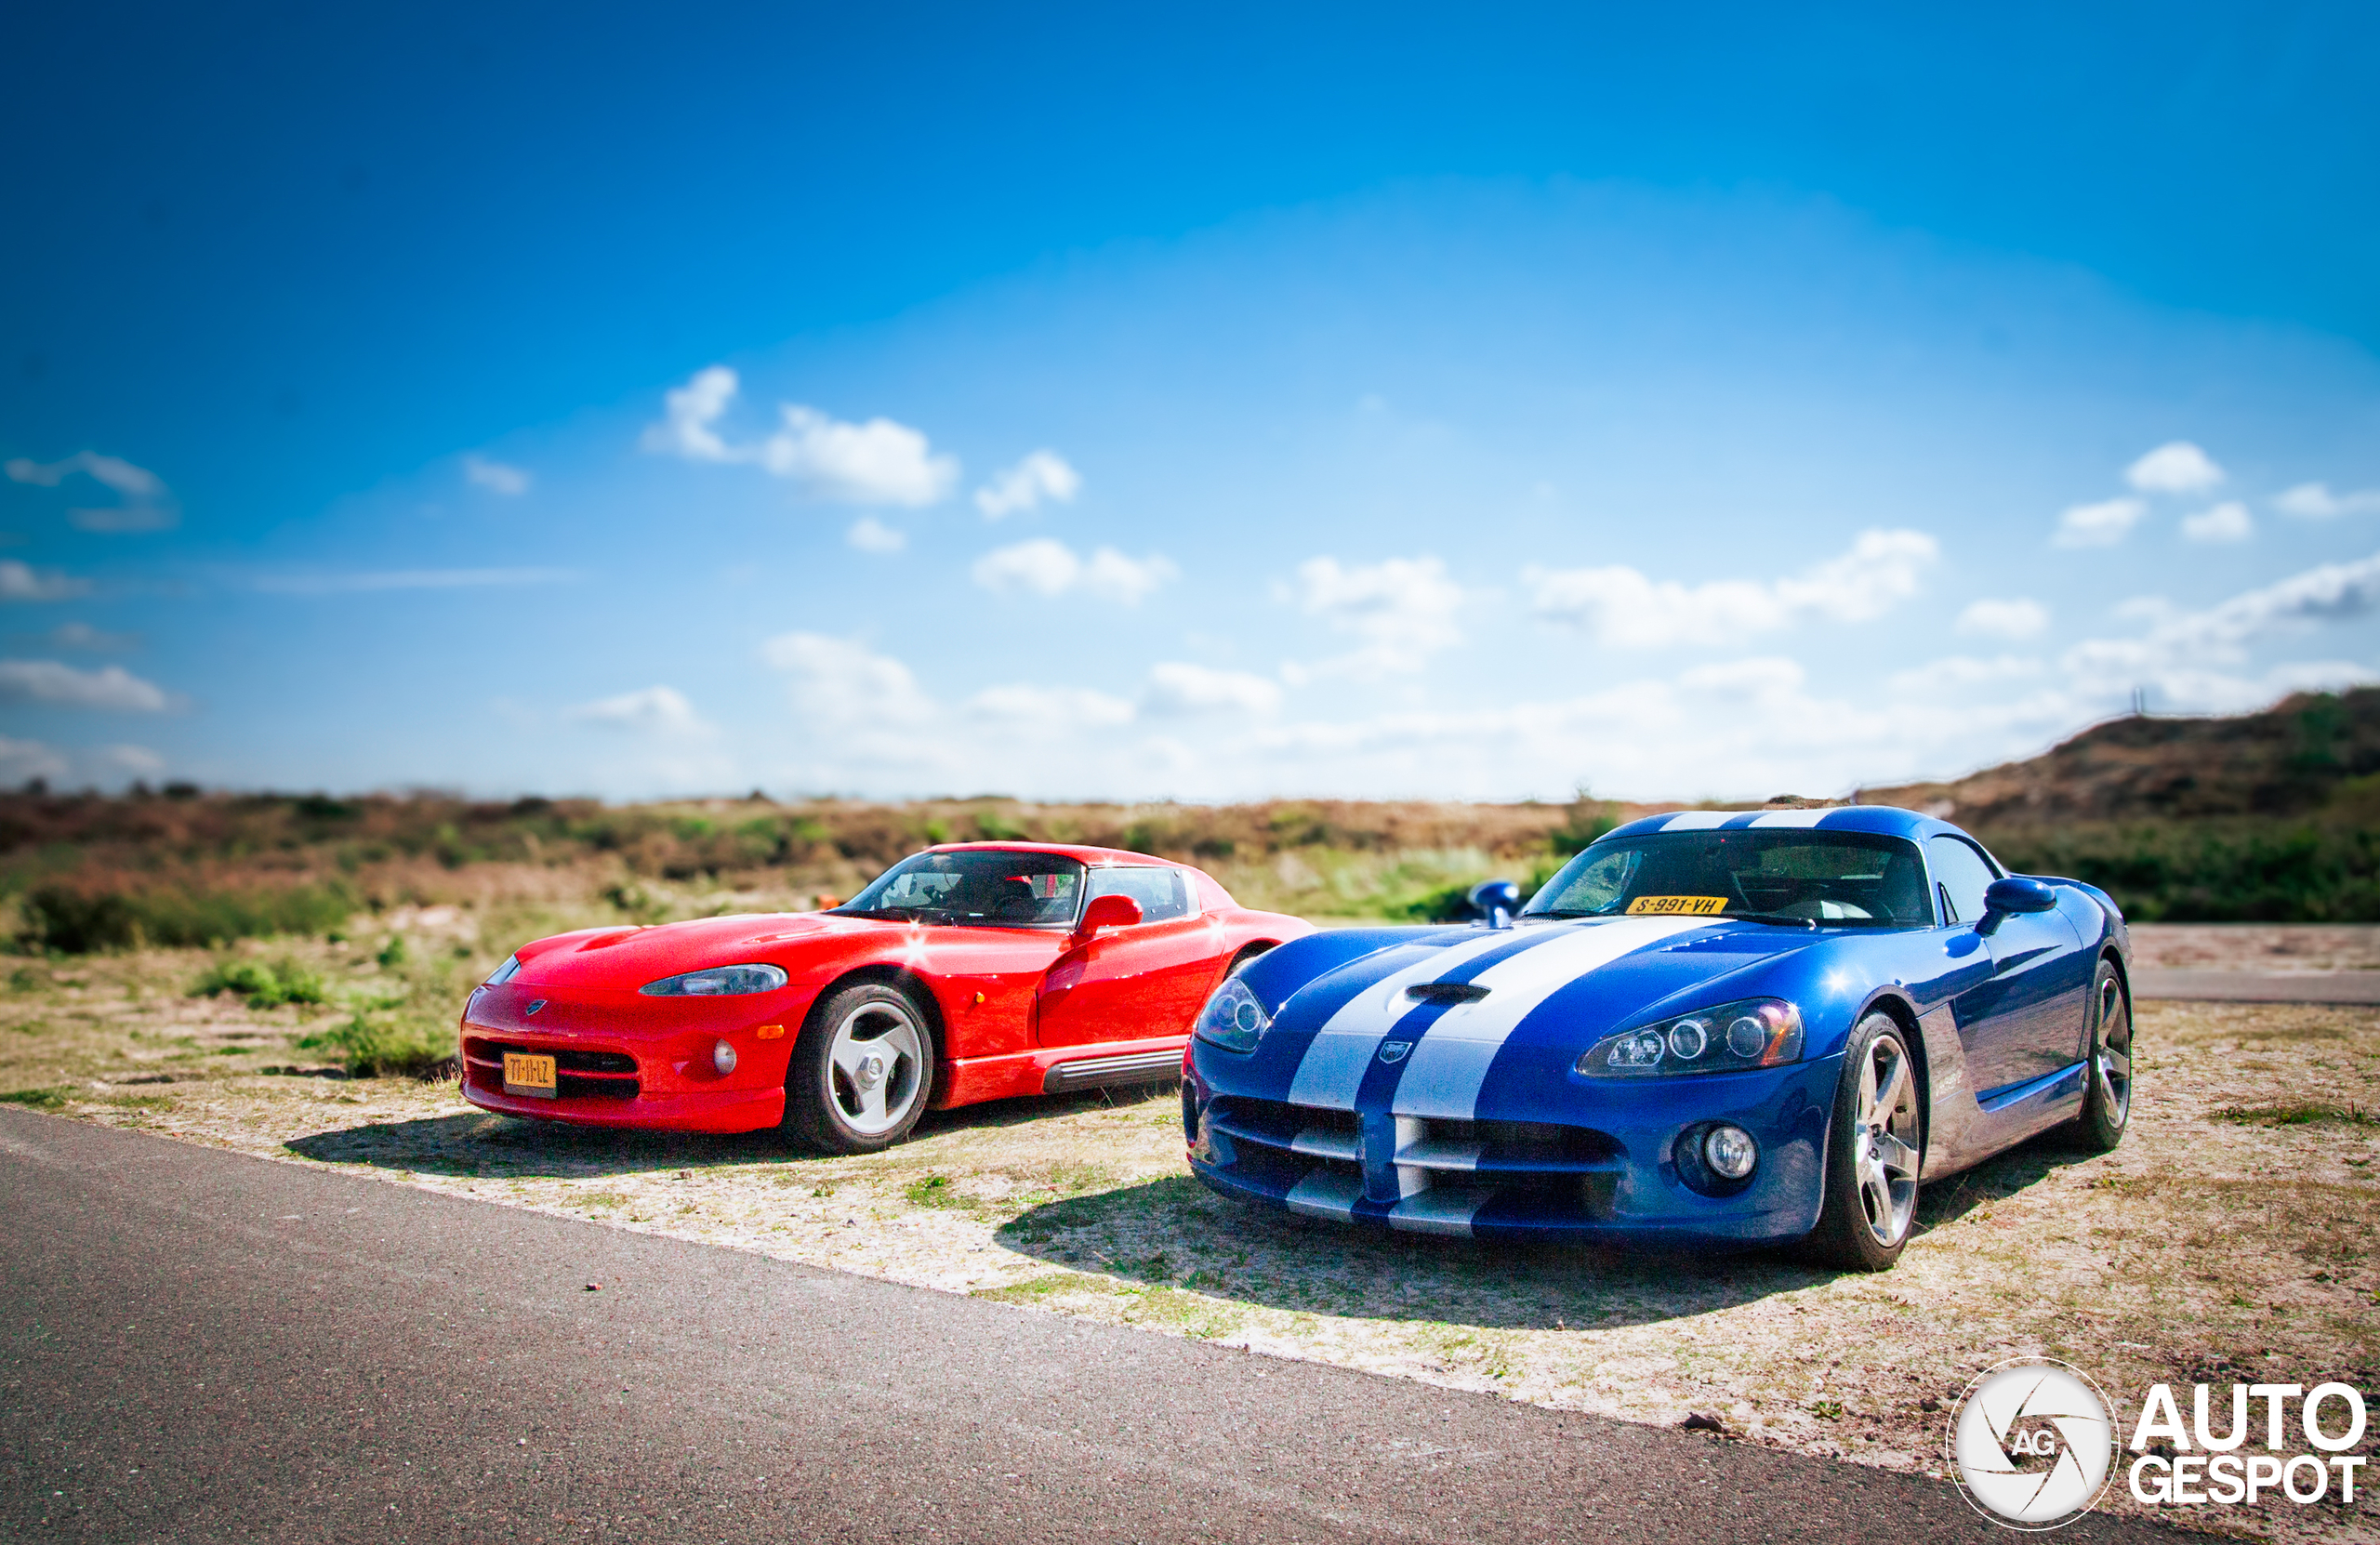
(4, 933, 2376, 1540)
(2129, 925, 2380, 974)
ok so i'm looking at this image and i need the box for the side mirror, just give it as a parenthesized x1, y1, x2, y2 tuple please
(1466, 878, 1523, 929)
(1073, 893, 1143, 942)
(1983, 877, 2057, 916)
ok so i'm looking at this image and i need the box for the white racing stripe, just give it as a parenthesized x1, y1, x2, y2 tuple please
(1390, 916, 1710, 1120)
(1660, 811, 1732, 830)
(1285, 930, 1534, 1109)
(1748, 808, 1829, 828)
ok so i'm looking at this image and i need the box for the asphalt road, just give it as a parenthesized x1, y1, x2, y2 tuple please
(0, 1109, 2195, 1545)
(2132, 969, 2380, 1004)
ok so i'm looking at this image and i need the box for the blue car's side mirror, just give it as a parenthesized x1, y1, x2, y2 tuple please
(1467, 878, 1523, 929)
(1983, 877, 2057, 916)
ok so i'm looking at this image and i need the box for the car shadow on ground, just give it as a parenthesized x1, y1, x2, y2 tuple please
(986, 1128, 2109, 1335)
(280, 1082, 1174, 1181)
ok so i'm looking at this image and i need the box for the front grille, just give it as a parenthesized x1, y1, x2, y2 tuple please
(1201, 1094, 1620, 1227)
(463, 1037, 641, 1102)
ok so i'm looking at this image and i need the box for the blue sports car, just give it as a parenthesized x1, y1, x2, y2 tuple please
(1181, 805, 2133, 1271)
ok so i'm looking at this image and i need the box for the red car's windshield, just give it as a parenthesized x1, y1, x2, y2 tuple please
(832, 851, 1086, 928)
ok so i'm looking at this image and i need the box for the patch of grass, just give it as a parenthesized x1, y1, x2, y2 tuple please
(376, 935, 408, 968)
(578, 1192, 625, 1208)
(8, 966, 40, 993)
(192, 958, 326, 1009)
(2212, 1101, 2375, 1128)
(0, 1086, 73, 1110)
(295, 1015, 454, 1078)
(972, 1272, 1109, 1305)
(903, 1173, 968, 1209)
(22, 880, 354, 954)
(1811, 1398, 1845, 1421)
(105, 1093, 174, 1110)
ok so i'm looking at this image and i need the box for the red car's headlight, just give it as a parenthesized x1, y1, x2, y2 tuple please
(639, 964, 789, 997)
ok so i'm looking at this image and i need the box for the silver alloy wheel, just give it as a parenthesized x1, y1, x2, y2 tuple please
(826, 998, 925, 1137)
(2094, 974, 2134, 1127)
(1853, 1031, 1922, 1248)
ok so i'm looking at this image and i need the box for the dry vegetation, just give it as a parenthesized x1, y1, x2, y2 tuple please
(6, 923, 2375, 1541)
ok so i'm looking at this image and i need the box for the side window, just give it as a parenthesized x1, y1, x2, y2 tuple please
(1085, 866, 1195, 923)
(1927, 836, 2000, 925)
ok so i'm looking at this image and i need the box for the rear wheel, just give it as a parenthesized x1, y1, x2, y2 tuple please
(1798, 1012, 1924, 1272)
(2064, 959, 2133, 1152)
(782, 981, 934, 1155)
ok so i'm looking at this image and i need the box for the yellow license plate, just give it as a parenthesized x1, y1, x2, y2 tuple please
(1626, 895, 1729, 916)
(503, 1052, 558, 1097)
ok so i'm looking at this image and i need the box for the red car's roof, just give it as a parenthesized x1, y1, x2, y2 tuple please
(918, 841, 1190, 867)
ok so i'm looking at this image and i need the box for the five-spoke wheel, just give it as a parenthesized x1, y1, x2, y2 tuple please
(2068, 959, 2133, 1152)
(783, 981, 934, 1154)
(1802, 1011, 1924, 1271)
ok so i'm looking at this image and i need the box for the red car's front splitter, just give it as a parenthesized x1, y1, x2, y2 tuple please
(460, 1082, 787, 1134)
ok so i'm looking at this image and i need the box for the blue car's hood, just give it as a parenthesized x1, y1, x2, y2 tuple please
(1229, 914, 1844, 1118)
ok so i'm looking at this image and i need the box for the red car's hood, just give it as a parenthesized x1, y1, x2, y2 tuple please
(509, 912, 899, 992)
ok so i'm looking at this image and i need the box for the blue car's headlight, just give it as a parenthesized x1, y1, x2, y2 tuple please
(639, 963, 789, 997)
(1576, 997, 1803, 1077)
(1193, 975, 1272, 1052)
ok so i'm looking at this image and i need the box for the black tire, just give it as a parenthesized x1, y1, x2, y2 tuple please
(1798, 1011, 1924, 1273)
(2063, 959, 2133, 1152)
(781, 980, 935, 1155)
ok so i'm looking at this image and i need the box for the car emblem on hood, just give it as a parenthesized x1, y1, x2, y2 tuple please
(1379, 1040, 1411, 1064)
(525, 999, 548, 1016)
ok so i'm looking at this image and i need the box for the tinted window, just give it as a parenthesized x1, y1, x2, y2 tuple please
(837, 850, 1083, 927)
(1087, 865, 1194, 923)
(1524, 829, 1930, 927)
(1927, 836, 2000, 924)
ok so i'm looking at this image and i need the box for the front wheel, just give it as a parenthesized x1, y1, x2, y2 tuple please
(2064, 959, 2133, 1152)
(1798, 1012, 1924, 1272)
(782, 982, 935, 1155)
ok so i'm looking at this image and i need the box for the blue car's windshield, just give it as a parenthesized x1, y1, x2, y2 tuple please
(1524, 829, 1930, 928)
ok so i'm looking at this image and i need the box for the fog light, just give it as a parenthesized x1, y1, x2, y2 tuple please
(1703, 1124, 1758, 1180)
(711, 1038, 737, 1075)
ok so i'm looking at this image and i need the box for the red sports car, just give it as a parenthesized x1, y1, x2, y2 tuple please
(457, 842, 1310, 1151)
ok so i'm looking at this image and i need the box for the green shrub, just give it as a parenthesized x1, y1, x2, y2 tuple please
(192, 958, 326, 1009)
(375, 935, 407, 968)
(20, 880, 354, 953)
(0, 1086, 72, 1111)
(297, 1015, 454, 1079)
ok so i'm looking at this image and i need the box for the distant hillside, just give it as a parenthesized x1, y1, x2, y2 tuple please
(1862, 688, 2380, 825)
(1866, 690, 2380, 922)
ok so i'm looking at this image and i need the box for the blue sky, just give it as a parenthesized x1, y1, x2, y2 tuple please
(5, 3, 2378, 802)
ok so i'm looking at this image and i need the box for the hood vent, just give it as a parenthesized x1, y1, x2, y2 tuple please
(1407, 981, 1489, 1005)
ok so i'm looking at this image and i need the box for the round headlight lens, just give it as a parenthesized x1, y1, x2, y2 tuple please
(1725, 1015, 1767, 1058)
(1703, 1124, 1758, 1180)
(1194, 976, 1273, 1052)
(1667, 1019, 1709, 1060)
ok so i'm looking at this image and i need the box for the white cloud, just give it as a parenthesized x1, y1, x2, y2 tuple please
(2053, 495, 2147, 548)
(463, 455, 532, 495)
(1955, 597, 2050, 640)
(1527, 529, 1936, 646)
(5, 450, 178, 533)
(2124, 441, 2224, 494)
(0, 736, 68, 784)
(1885, 654, 2044, 697)
(567, 685, 714, 738)
(0, 561, 92, 602)
(252, 568, 580, 595)
(2182, 501, 2253, 544)
(974, 451, 1081, 519)
(2274, 482, 2380, 519)
(972, 539, 1177, 604)
(92, 744, 165, 778)
(846, 516, 907, 554)
(0, 659, 170, 711)
(1144, 662, 1283, 716)
(964, 683, 1135, 730)
(2063, 549, 2380, 704)
(25, 622, 139, 652)
(1286, 554, 1467, 678)
(640, 365, 956, 506)
(760, 631, 935, 727)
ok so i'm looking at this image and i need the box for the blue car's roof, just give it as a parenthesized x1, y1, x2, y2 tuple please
(1600, 803, 1959, 844)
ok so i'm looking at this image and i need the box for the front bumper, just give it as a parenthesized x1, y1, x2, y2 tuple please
(1183, 1046, 1839, 1248)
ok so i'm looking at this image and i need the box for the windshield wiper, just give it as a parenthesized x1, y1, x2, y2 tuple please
(833, 905, 956, 924)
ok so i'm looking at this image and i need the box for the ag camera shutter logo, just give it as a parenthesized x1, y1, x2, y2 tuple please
(1949, 1358, 2117, 1529)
